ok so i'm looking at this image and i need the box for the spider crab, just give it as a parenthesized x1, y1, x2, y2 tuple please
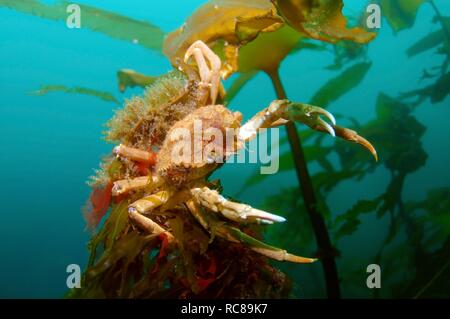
(105, 40, 376, 264)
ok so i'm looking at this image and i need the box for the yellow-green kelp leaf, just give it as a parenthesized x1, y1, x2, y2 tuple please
(380, 0, 426, 33)
(238, 25, 302, 74)
(117, 69, 160, 92)
(224, 35, 328, 104)
(271, 0, 376, 44)
(30, 85, 119, 104)
(224, 26, 318, 104)
(310, 62, 372, 107)
(164, 0, 374, 78)
(0, 0, 164, 51)
(163, 0, 284, 78)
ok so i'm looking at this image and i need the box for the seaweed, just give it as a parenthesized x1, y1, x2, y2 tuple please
(117, 70, 160, 93)
(8, 0, 450, 299)
(0, 0, 164, 51)
(30, 85, 119, 104)
(310, 62, 372, 107)
(402, 1, 450, 104)
(380, 0, 426, 33)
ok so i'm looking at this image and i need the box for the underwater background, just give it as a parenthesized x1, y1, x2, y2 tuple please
(1, 0, 450, 298)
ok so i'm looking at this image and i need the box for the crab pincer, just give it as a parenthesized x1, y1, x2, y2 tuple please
(238, 99, 377, 160)
(191, 187, 287, 225)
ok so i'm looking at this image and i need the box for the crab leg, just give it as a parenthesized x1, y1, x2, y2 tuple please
(113, 144, 157, 165)
(111, 175, 162, 196)
(186, 200, 316, 263)
(128, 208, 175, 243)
(191, 187, 285, 224)
(238, 99, 377, 159)
(128, 190, 171, 215)
(126, 187, 177, 247)
(184, 40, 221, 105)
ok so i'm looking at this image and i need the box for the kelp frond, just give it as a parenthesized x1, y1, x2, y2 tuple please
(30, 85, 119, 104)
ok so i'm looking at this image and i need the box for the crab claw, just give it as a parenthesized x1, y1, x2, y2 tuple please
(272, 101, 377, 160)
(191, 187, 286, 224)
(238, 100, 337, 142)
(282, 102, 337, 137)
(333, 125, 378, 161)
(238, 99, 377, 160)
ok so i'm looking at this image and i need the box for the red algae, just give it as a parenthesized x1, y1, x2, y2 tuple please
(83, 182, 113, 229)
